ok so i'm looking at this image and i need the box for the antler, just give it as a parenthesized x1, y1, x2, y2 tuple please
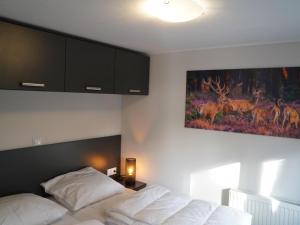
(210, 77, 229, 96)
(277, 98, 283, 106)
(202, 77, 211, 85)
(253, 89, 262, 98)
(252, 89, 263, 105)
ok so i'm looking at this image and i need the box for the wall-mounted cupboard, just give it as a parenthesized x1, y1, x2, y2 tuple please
(66, 38, 115, 94)
(0, 21, 65, 92)
(115, 50, 150, 95)
(0, 19, 150, 95)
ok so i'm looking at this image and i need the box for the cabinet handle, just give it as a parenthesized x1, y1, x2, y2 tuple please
(21, 82, 45, 87)
(129, 89, 141, 93)
(86, 86, 102, 91)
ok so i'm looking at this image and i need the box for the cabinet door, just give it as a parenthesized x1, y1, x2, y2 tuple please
(66, 38, 115, 94)
(115, 50, 150, 95)
(0, 21, 65, 91)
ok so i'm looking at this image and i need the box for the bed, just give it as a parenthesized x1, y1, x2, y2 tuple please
(0, 135, 251, 225)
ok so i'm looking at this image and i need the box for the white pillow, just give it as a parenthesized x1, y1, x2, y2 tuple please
(0, 193, 67, 225)
(41, 167, 124, 211)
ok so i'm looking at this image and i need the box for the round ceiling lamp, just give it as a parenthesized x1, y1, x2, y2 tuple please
(141, 0, 206, 23)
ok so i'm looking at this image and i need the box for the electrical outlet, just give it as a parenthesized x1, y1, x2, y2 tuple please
(107, 167, 117, 176)
(32, 137, 43, 146)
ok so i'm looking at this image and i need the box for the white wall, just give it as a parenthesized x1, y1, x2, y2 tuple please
(121, 42, 300, 205)
(0, 90, 122, 151)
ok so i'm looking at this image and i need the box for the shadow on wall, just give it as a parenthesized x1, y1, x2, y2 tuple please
(189, 158, 300, 205)
(0, 90, 121, 112)
(122, 95, 158, 144)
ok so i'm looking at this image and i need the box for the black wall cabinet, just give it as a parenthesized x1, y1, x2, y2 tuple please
(0, 21, 65, 92)
(115, 50, 150, 95)
(66, 38, 115, 94)
(0, 19, 150, 95)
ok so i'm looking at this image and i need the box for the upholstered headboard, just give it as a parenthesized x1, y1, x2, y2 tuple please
(0, 135, 121, 197)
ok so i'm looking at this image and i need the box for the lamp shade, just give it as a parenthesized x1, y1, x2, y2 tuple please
(125, 158, 136, 186)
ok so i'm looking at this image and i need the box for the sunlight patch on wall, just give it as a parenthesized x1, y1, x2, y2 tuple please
(190, 162, 240, 203)
(260, 159, 284, 198)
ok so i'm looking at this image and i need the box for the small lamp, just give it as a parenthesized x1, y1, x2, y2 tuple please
(125, 158, 136, 186)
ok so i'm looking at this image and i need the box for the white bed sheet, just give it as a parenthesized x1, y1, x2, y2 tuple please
(52, 188, 134, 225)
(53, 214, 79, 225)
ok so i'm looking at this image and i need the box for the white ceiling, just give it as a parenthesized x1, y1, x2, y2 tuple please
(0, 0, 300, 54)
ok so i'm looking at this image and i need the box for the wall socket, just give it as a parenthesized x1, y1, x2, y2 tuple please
(107, 167, 117, 176)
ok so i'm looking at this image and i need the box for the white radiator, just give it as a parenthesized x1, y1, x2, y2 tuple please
(228, 189, 300, 225)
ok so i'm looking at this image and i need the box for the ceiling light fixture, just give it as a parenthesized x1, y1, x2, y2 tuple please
(141, 0, 206, 23)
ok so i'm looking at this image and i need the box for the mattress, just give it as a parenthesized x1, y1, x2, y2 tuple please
(52, 188, 135, 225)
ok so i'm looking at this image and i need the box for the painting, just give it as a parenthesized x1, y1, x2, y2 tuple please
(185, 67, 300, 139)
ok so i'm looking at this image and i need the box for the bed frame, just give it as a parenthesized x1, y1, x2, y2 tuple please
(0, 135, 121, 197)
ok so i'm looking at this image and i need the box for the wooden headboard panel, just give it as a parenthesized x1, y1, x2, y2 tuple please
(0, 135, 121, 197)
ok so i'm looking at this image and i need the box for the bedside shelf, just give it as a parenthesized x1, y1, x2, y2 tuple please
(113, 176, 146, 191)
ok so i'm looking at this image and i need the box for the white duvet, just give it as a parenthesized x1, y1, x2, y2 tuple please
(75, 220, 104, 225)
(106, 185, 252, 225)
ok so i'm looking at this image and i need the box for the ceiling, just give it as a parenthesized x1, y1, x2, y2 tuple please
(0, 0, 300, 54)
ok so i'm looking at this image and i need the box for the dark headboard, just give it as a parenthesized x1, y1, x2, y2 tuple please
(0, 135, 121, 197)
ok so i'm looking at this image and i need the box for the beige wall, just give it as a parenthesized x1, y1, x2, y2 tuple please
(121, 42, 300, 204)
(0, 90, 122, 151)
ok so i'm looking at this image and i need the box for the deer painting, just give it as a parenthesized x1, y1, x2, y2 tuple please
(282, 106, 300, 129)
(201, 77, 212, 94)
(210, 77, 263, 115)
(230, 82, 243, 97)
(252, 107, 269, 125)
(271, 99, 282, 125)
(186, 67, 300, 139)
(199, 77, 263, 124)
(198, 102, 222, 124)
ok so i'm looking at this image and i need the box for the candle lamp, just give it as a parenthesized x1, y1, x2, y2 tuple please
(125, 158, 136, 186)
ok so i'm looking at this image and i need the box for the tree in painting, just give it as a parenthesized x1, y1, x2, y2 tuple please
(185, 67, 300, 139)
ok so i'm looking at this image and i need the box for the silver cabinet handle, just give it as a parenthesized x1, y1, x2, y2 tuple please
(129, 89, 141, 93)
(21, 82, 45, 87)
(86, 86, 102, 91)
